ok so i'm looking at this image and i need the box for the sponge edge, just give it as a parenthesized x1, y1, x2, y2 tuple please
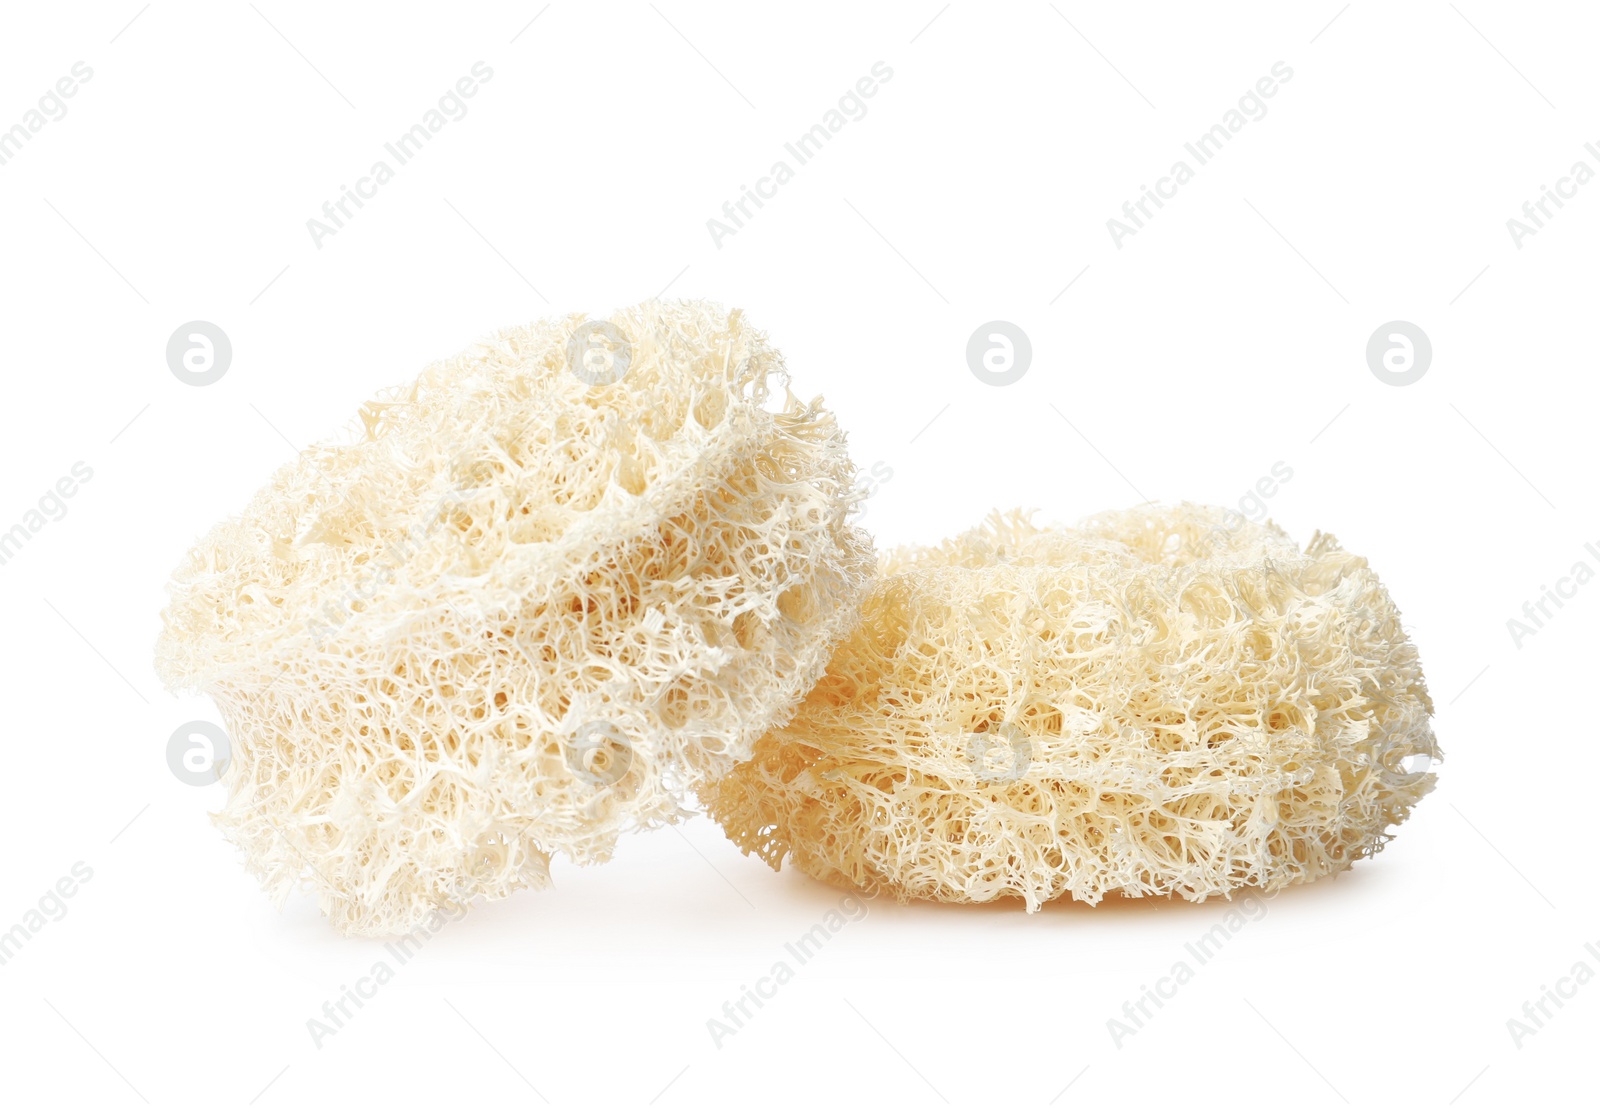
(155, 300, 874, 935)
(705, 505, 1440, 909)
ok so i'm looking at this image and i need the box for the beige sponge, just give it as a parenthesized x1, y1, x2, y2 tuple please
(705, 505, 1439, 909)
(156, 300, 874, 934)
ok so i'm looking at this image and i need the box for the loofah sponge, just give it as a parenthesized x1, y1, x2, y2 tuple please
(705, 504, 1440, 909)
(156, 300, 874, 935)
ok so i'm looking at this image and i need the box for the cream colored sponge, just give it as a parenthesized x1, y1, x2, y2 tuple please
(156, 300, 873, 934)
(705, 504, 1439, 909)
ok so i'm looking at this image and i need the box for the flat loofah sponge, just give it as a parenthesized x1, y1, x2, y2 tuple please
(705, 504, 1440, 909)
(156, 300, 874, 934)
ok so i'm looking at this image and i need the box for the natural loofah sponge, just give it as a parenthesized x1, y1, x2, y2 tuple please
(705, 504, 1440, 909)
(156, 300, 873, 934)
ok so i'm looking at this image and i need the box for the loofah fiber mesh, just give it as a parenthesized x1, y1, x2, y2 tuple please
(156, 300, 873, 935)
(705, 504, 1440, 909)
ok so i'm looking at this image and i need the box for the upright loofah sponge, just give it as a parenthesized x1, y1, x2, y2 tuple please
(156, 300, 874, 934)
(705, 505, 1439, 909)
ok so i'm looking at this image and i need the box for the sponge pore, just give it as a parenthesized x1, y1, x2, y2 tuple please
(156, 300, 874, 934)
(705, 505, 1439, 909)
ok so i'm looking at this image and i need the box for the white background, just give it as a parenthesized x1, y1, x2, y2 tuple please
(0, 2, 1591, 1105)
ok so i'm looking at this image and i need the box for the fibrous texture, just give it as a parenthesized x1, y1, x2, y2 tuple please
(156, 300, 873, 934)
(706, 504, 1440, 909)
